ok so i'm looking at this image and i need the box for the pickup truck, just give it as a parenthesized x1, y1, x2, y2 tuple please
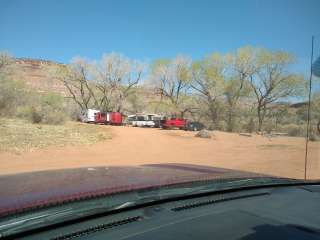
(162, 118, 187, 129)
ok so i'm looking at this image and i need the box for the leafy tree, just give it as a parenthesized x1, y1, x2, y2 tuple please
(249, 49, 305, 131)
(191, 53, 226, 129)
(224, 47, 257, 132)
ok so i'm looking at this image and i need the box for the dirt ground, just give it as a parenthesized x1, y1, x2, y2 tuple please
(0, 125, 319, 179)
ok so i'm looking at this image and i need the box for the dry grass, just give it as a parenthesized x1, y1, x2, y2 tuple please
(0, 118, 111, 154)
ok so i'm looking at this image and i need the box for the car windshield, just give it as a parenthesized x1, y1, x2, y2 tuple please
(0, 0, 319, 229)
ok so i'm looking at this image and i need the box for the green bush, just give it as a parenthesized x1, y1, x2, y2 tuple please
(16, 93, 67, 125)
(41, 93, 66, 124)
(42, 109, 66, 125)
(0, 77, 27, 116)
(15, 106, 32, 119)
(29, 93, 67, 125)
(27, 107, 66, 125)
(64, 100, 81, 121)
(0, 75, 67, 125)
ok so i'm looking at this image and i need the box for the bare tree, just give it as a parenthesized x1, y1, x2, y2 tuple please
(152, 56, 192, 117)
(93, 53, 143, 113)
(55, 54, 143, 113)
(55, 57, 98, 111)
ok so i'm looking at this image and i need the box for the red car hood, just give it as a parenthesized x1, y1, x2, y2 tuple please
(0, 163, 267, 217)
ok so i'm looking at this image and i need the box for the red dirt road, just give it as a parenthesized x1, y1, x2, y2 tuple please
(0, 125, 319, 179)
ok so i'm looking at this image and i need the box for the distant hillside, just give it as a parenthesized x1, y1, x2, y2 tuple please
(14, 58, 67, 95)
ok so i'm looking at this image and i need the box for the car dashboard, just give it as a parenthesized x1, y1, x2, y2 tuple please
(5, 184, 320, 240)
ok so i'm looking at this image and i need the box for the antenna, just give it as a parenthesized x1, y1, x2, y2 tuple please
(304, 36, 314, 180)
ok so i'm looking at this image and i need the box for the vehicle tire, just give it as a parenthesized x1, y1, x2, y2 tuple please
(193, 127, 198, 131)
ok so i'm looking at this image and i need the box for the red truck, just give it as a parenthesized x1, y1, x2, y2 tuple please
(94, 112, 122, 125)
(94, 112, 108, 124)
(109, 112, 122, 125)
(162, 118, 187, 129)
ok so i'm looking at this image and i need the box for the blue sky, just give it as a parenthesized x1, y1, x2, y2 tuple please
(0, 0, 320, 76)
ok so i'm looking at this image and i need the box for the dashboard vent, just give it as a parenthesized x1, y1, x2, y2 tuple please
(51, 216, 142, 240)
(171, 192, 269, 212)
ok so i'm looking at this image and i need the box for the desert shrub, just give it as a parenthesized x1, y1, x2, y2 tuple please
(64, 100, 81, 121)
(16, 92, 67, 125)
(0, 77, 28, 116)
(0, 76, 67, 125)
(39, 109, 65, 125)
(278, 124, 306, 137)
(309, 126, 320, 142)
(30, 107, 43, 123)
(217, 120, 227, 131)
(28, 107, 66, 125)
(226, 117, 243, 132)
(17, 106, 43, 124)
(244, 118, 255, 133)
(15, 106, 29, 119)
(264, 121, 274, 134)
(288, 125, 305, 137)
(35, 93, 66, 125)
(309, 132, 319, 141)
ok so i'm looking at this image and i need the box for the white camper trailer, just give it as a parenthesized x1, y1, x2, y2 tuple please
(130, 114, 162, 127)
(80, 109, 100, 123)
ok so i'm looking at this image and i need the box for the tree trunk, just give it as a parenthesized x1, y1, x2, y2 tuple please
(257, 104, 266, 132)
(257, 105, 263, 132)
(227, 107, 235, 132)
(209, 106, 219, 129)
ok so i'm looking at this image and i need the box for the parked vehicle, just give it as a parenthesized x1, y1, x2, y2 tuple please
(81, 110, 122, 125)
(131, 115, 148, 127)
(154, 118, 167, 128)
(80, 109, 100, 123)
(130, 114, 162, 127)
(109, 112, 123, 125)
(185, 121, 205, 131)
(162, 118, 187, 129)
(152, 115, 165, 128)
(94, 112, 109, 124)
(127, 115, 137, 125)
